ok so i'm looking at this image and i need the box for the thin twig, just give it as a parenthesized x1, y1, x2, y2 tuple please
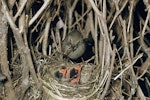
(109, 0, 128, 30)
(42, 18, 51, 55)
(114, 53, 143, 80)
(14, 0, 27, 20)
(94, 13, 99, 65)
(102, 0, 106, 20)
(68, 0, 79, 29)
(141, 8, 150, 36)
(127, 0, 134, 32)
(70, 8, 91, 28)
(100, 47, 116, 99)
(29, 0, 51, 26)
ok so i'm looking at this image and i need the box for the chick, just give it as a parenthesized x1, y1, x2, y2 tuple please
(80, 64, 93, 84)
(62, 30, 86, 60)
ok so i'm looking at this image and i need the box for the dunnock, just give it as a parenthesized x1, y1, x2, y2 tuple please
(62, 30, 86, 60)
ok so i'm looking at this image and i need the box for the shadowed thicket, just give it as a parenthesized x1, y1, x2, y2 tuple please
(0, 0, 150, 99)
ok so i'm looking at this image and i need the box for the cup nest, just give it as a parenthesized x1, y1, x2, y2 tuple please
(34, 53, 109, 100)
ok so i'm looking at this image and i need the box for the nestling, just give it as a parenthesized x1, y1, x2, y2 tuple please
(62, 30, 86, 60)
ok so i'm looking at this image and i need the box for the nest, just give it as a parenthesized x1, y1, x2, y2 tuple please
(34, 52, 106, 100)
(0, 0, 150, 100)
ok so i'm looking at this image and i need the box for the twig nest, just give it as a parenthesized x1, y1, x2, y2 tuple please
(36, 54, 105, 99)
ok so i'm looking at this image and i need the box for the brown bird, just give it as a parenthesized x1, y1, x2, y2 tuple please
(62, 30, 86, 60)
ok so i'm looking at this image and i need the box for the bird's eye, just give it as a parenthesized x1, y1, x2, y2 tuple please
(55, 71, 63, 78)
(70, 68, 78, 78)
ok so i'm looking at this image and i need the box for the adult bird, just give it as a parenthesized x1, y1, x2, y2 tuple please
(62, 30, 86, 60)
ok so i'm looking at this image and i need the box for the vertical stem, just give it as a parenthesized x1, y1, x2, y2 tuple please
(94, 14, 99, 65)
(42, 18, 51, 55)
(68, 0, 78, 29)
(1, 0, 39, 86)
(141, 8, 150, 36)
(103, 0, 106, 20)
(0, 8, 17, 99)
